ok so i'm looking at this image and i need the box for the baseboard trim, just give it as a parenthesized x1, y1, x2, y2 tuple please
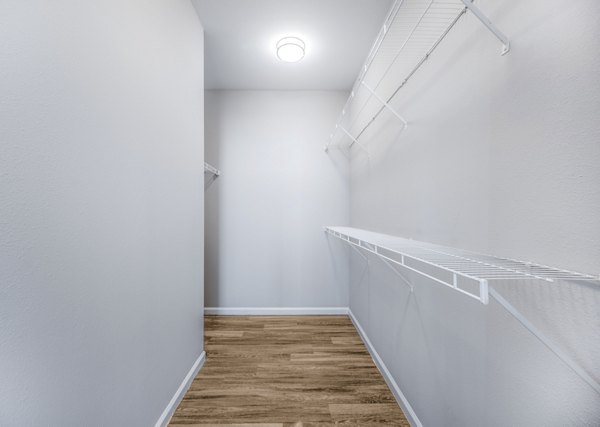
(348, 309, 422, 427)
(205, 307, 349, 316)
(155, 351, 206, 427)
(165, 310, 418, 425)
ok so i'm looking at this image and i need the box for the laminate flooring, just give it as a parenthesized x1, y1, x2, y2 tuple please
(169, 315, 410, 426)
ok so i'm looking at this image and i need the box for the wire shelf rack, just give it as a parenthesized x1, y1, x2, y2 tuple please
(325, 226, 600, 396)
(204, 162, 221, 177)
(325, 0, 510, 153)
(325, 226, 598, 304)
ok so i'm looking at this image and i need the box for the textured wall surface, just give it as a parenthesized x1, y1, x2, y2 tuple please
(205, 90, 350, 309)
(0, 1, 205, 425)
(345, 0, 600, 425)
(350, 0, 600, 275)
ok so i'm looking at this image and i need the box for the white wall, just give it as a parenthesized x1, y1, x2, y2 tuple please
(0, 1, 205, 425)
(205, 90, 349, 310)
(344, 0, 600, 425)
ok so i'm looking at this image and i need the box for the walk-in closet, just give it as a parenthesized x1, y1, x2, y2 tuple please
(1, 0, 599, 426)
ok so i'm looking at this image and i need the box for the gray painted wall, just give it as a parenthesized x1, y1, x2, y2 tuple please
(0, 1, 205, 425)
(205, 90, 350, 309)
(345, 0, 600, 425)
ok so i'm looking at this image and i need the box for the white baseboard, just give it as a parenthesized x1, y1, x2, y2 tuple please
(348, 309, 422, 427)
(205, 307, 349, 316)
(159, 311, 418, 425)
(155, 351, 206, 427)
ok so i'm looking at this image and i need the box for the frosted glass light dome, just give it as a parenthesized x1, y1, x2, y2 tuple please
(276, 37, 305, 63)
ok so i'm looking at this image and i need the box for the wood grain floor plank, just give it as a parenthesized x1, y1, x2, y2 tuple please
(169, 315, 409, 426)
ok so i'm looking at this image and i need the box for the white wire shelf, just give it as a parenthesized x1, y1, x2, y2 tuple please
(324, 0, 510, 153)
(325, 226, 598, 304)
(204, 162, 221, 177)
(325, 226, 600, 396)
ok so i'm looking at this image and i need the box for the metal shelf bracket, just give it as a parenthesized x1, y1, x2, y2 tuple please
(326, 226, 600, 397)
(349, 243, 369, 263)
(377, 255, 414, 292)
(461, 0, 510, 55)
(361, 81, 408, 128)
(325, 226, 600, 397)
(204, 162, 221, 177)
(489, 287, 600, 396)
(326, 230, 413, 292)
(324, 0, 511, 156)
(338, 125, 370, 155)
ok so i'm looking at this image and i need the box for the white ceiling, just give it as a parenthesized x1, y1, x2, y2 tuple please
(192, 0, 394, 90)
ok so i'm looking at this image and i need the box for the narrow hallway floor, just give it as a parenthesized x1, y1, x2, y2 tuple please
(169, 315, 409, 426)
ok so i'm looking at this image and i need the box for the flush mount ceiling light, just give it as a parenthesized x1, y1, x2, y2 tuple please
(276, 37, 305, 63)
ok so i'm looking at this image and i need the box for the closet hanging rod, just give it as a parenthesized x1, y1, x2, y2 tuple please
(325, 226, 490, 304)
(325, 0, 510, 153)
(338, 125, 369, 154)
(361, 81, 407, 127)
(325, 226, 600, 396)
(323, 0, 404, 152)
(325, 0, 465, 151)
(334, 2, 468, 151)
(351, 5, 466, 146)
(325, 227, 598, 303)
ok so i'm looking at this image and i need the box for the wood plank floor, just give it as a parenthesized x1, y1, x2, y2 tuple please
(169, 315, 410, 426)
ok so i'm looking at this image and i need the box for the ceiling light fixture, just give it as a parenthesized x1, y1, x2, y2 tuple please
(276, 37, 305, 63)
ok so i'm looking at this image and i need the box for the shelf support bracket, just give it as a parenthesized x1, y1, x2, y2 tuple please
(204, 162, 221, 177)
(479, 279, 489, 304)
(489, 287, 600, 396)
(377, 256, 414, 292)
(461, 0, 510, 55)
(349, 243, 369, 263)
(360, 81, 408, 128)
(338, 125, 369, 155)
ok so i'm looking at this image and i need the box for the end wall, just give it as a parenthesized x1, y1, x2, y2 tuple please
(205, 90, 349, 311)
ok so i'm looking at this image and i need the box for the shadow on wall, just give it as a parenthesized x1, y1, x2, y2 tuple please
(204, 172, 219, 191)
(204, 169, 221, 307)
(345, 245, 600, 425)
